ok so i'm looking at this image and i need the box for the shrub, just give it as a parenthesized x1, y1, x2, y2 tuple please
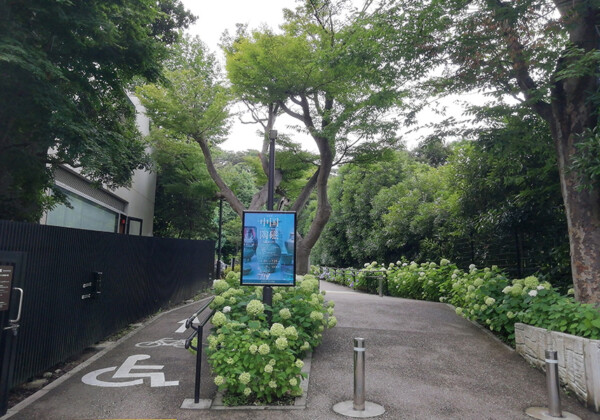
(200, 272, 335, 404)
(447, 265, 600, 342)
(386, 259, 457, 302)
(320, 260, 600, 345)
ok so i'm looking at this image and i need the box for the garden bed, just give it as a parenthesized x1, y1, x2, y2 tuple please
(195, 273, 335, 405)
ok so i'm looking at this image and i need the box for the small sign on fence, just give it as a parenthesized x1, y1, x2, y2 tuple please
(0, 266, 14, 312)
(240, 211, 296, 286)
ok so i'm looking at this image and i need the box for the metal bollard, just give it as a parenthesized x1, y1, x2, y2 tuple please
(525, 350, 581, 420)
(332, 337, 385, 417)
(378, 276, 383, 297)
(354, 337, 366, 411)
(545, 350, 562, 417)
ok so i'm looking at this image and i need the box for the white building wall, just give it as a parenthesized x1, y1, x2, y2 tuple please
(44, 94, 157, 236)
(113, 95, 156, 236)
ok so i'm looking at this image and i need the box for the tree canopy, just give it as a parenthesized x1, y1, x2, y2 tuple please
(221, 0, 418, 272)
(314, 108, 569, 290)
(151, 135, 218, 240)
(0, 0, 194, 221)
(360, 0, 600, 303)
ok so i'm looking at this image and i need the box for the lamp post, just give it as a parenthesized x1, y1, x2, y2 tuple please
(263, 129, 277, 322)
(267, 129, 277, 211)
(215, 196, 223, 279)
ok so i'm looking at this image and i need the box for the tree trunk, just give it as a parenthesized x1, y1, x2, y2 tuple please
(295, 136, 334, 274)
(296, 239, 312, 275)
(545, 2, 600, 304)
(551, 92, 600, 304)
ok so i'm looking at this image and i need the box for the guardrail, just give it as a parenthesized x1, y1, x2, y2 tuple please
(319, 267, 388, 296)
(183, 297, 215, 406)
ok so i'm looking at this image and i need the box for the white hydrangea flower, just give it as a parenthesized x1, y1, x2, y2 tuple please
(239, 372, 251, 385)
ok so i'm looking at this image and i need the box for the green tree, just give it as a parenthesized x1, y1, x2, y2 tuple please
(380, 0, 600, 302)
(137, 36, 316, 268)
(378, 162, 459, 262)
(152, 135, 218, 239)
(445, 109, 568, 286)
(224, 0, 415, 272)
(313, 150, 413, 267)
(0, 0, 194, 221)
(216, 152, 261, 261)
(411, 137, 451, 168)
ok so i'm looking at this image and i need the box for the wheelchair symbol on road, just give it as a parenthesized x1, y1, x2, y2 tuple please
(81, 354, 179, 388)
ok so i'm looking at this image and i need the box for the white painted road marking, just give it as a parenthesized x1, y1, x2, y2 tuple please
(176, 318, 199, 333)
(135, 337, 186, 348)
(81, 354, 179, 388)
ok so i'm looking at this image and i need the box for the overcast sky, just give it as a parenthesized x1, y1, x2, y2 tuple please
(177, 1, 471, 153)
(180, 0, 312, 152)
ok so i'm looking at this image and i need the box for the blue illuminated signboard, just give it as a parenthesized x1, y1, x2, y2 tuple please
(240, 211, 296, 286)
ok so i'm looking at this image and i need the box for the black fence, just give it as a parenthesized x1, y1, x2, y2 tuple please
(0, 220, 214, 387)
(449, 228, 569, 280)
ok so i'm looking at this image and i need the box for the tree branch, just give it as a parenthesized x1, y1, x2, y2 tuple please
(489, 0, 552, 121)
(278, 100, 307, 123)
(195, 136, 245, 215)
(291, 167, 320, 214)
(249, 169, 283, 210)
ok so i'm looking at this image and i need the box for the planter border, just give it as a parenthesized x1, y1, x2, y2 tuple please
(515, 322, 600, 412)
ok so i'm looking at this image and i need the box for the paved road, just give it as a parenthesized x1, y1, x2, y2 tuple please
(3, 281, 598, 419)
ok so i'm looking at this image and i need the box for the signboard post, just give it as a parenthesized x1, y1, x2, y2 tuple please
(240, 211, 296, 287)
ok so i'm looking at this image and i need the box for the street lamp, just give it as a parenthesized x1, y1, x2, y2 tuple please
(263, 129, 277, 322)
(267, 129, 277, 211)
(215, 196, 223, 279)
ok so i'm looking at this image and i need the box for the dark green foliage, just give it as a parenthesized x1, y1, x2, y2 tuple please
(411, 137, 450, 167)
(152, 136, 218, 239)
(313, 150, 412, 266)
(313, 108, 570, 286)
(0, 0, 194, 221)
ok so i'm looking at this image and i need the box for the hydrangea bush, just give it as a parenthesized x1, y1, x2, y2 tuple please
(200, 272, 335, 404)
(316, 261, 600, 344)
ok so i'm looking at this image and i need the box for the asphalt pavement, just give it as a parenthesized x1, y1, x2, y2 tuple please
(2, 280, 599, 420)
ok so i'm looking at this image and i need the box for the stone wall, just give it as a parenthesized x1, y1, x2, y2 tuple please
(515, 323, 600, 412)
